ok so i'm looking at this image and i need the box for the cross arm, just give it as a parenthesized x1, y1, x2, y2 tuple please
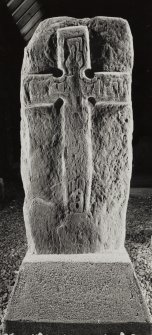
(21, 74, 70, 108)
(81, 72, 131, 104)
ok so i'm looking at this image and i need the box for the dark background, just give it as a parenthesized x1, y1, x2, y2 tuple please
(0, 0, 152, 186)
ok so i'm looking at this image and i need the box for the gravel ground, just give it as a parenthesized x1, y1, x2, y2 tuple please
(0, 183, 152, 331)
(125, 188, 152, 317)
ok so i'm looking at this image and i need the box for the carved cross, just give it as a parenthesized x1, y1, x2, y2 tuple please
(22, 25, 131, 252)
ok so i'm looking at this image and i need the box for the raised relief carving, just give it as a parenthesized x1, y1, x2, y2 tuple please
(65, 37, 84, 75)
(68, 177, 85, 213)
(21, 22, 132, 253)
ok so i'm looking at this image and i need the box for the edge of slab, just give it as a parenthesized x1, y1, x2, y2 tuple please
(23, 248, 131, 263)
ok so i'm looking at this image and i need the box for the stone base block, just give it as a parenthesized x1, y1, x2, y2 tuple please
(3, 249, 152, 335)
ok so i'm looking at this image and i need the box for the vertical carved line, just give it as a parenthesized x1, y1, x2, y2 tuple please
(84, 98, 93, 212)
(57, 28, 67, 207)
(61, 100, 68, 206)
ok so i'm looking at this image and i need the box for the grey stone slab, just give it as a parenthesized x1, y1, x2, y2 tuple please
(21, 17, 133, 254)
(4, 251, 152, 335)
(4, 16, 152, 335)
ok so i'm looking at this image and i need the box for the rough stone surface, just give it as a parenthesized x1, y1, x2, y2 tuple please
(21, 16, 133, 254)
(4, 17, 152, 335)
(4, 253, 151, 335)
(22, 17, 133, 75)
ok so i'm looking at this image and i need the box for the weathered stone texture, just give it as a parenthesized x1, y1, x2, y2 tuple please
(91, 104, 133, 250)
(22, 16, 133, 75)
(5, 17, 152, 335)
(4, 253, 152, 335)
(21, 16, 133, 254)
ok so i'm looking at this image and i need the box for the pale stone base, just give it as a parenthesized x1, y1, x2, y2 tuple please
(3, 249, 152, 335)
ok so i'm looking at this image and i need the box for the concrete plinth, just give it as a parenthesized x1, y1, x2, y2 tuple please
(3, 249, 152, 335)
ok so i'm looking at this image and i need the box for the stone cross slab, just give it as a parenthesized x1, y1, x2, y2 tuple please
(23, 26, 131, 105)
(21, 23, 132, 254)
(4, 18, 152, 335)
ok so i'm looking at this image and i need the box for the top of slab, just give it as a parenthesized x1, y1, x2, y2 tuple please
(22, 16, 133, 75)
(24, 249, 131, 263)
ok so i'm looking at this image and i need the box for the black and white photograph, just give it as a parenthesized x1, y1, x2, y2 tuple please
(0, 0, 152, 334)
